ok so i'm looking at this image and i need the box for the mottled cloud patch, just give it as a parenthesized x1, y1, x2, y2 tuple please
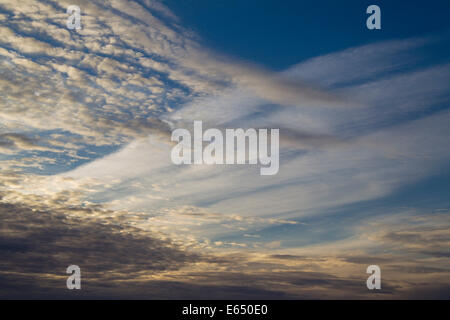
(0, 188, 448, 298)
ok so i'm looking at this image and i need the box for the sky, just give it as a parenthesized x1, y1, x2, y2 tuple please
(0, 0, 449, 299)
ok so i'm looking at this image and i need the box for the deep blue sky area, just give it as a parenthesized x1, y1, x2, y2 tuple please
(164, 0, 450, 70)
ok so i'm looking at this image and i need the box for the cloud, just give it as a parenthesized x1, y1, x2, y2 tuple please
(0, 0, 337, 180)
(1, 193, 448, 299)
(286, 37, 433, 87)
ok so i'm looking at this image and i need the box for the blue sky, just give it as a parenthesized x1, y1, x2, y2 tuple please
(165, 0, 450, 69)
(0, 0, 449, 299)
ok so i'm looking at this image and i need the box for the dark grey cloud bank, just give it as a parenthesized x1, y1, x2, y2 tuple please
(0, 198, 302, 299)
(0, 201, 197, 298)
(1, 198, 449, 299)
